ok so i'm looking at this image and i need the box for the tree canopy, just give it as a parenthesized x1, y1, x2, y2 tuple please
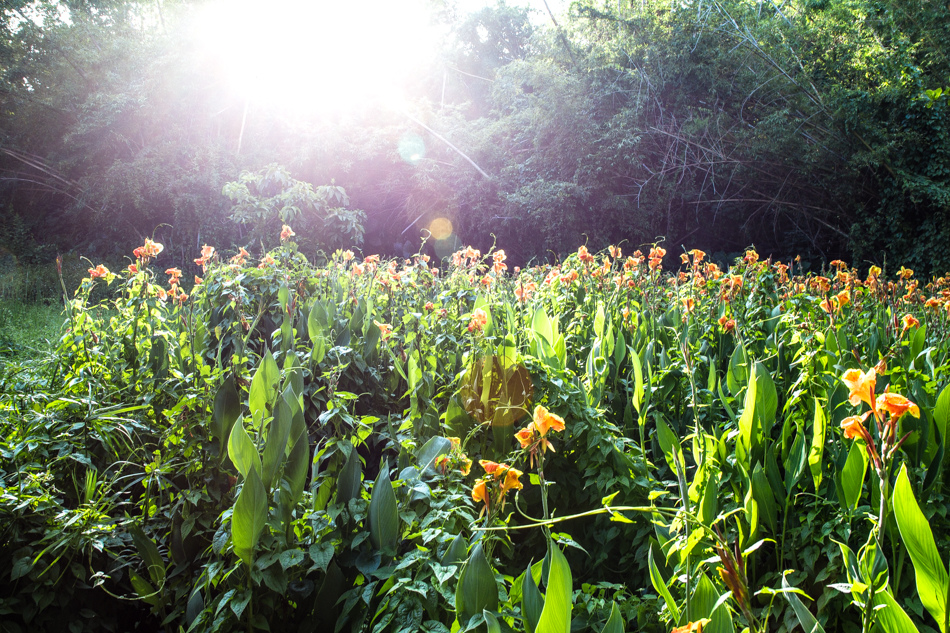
(0, 0, 947, 272)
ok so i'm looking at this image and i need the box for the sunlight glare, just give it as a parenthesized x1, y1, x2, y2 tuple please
(191, 0, 440, 114)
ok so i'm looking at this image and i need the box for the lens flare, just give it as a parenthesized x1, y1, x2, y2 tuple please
(398, 133, 426, 164)
(428, 217, 453, 241)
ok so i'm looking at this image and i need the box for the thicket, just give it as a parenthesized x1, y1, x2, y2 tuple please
(0, 0, 947, 273)
(2, 232, 950, 632)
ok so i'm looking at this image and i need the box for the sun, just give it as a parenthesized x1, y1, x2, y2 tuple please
(189, 0, 441, 116)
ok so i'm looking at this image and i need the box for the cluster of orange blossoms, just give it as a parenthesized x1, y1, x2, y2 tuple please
(515, 405, 566, 468)
(132, 238, 163, 262)
(471, 461, 523, 517)
(194, 244, 214, 272)
(468, 308, 488, 333)
(840, 363, 919, 471)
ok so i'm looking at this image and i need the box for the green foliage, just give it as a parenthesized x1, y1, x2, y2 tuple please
(222, 163, 366, 254)
(3, 230, 950, 633)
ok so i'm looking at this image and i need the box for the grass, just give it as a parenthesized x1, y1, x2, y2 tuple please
(0, 300, 67, 357)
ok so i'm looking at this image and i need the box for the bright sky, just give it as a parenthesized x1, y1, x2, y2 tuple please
(190, 0, 570, 115)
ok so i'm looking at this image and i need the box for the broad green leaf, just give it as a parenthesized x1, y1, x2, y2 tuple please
(336, 445, 362, 505)
(483, 610, 501, 633)
(523, 560, 544, 633)
(532, 308, 554, 347)
(594, 301, 606, 339)
(690, 573, 735, 633)
(600, 602, 625, 633)
(537, 543, 572, 633)
(785, 429, 807, 496)
(872, 588, 921, 633)
(751, 464, 778, 535)
(840, 442, 868, 511)
(737, 368, 758, 469)
(129, 524, 165, 587)
(441, 534, 468, 566)
(212, 376, 241, 448)
(809, 398, 826, 490)
(726, 345, 748, 396)
(656, 417, 684, 476)
(416, 436, 453, 474)
(249, 348, 279, 423)
(284, 431, 309, 505)
(631, 347, 645, 415)
(368, 465, 399, 555)
(227, 417, 261, 480)
(233, 468, 267, 569)
(261, 395, 293, 490)
(129, 570, 159, 607)
(648, 545, 680, 621)
(456, 543, 498, 623)
(753, 361, 778, 438)
(781, 575, 825, 633)
(893, 465, 948, 632)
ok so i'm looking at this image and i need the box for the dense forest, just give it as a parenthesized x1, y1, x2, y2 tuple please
(0, 0, 948, 276)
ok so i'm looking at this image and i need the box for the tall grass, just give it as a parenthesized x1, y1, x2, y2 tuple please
(0, 301, 66, 356)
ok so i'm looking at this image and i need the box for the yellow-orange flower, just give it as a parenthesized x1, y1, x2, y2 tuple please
(515, 428, 535, 449)
(479, 460, 503, 477)
(88, 265, 110, 279)
(533, 405, 566, 436)
(876, 392, 920, 421)
(468, 308, 488, 333)
(901, 314, 920, 332)
(374, 320, 393, 340)
(841, 367, 876, 409)
(672, 619, 712, 633)
(841, 412, 871, 440)
(280, 224, 295, 241)
(472, 480, 488, 505)
(500, 467, 523, 495)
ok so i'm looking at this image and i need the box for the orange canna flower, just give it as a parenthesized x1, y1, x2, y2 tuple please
(460, 457, 472, 477)
(374, 320, 393, 340)
(533, 405, 566, 435)
(515, 427, 535, 449)
(876, 392, 920, 421)
(672, 619, 712, 633)
(472, 480, 488, 506)
(479, 460, 503, 477)
(468, 308, 488, 333)
(258, 254, 276, 269)
(841, 412, 871, 441)
(280, 224, 296, 241)
(841, 367, 876, 409)
(500, 467, 523, 495)
(88, 265, 110, 279)
(901, 314, 920, 332)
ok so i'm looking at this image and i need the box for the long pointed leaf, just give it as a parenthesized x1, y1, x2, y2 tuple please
(537, 543, 572, 633)
(893, 465, 948, 632)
